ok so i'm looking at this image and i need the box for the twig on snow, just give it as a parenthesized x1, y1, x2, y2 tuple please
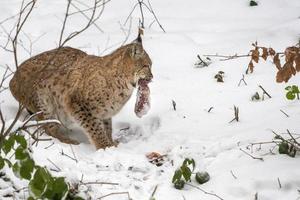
(207, 107, 214, 113)
(238, 74, 247, 86)
(239, 148, 264, 161)
(277, 177, 282, 189)
(172, 100, 176, 111)
(258, 85, 272, 99)
(47, 158, 62, 172)
(98, 191, 131, 200)
(229, 106, 239, 123)
(82, 181, 119, 186)
(230, 170, 237, 179)
(61, 149, 78, 162)
(150, 184, 158, 199)
(185, 183, 224, 200)
(279, 109, 289, 118)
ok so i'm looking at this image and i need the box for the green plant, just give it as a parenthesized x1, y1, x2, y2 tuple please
(249, 0, 258, 6)
(172, 158, 210, 190)
(195, 172, 210, 184)
(274, 134, 298, 158)
(0, 133, 83, 200)
(285, 85, 300, 100)
(214, 71, 225, 82)
(172, 158, 195, 188)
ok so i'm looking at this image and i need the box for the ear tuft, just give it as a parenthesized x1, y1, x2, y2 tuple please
(137, 33, 142, 43)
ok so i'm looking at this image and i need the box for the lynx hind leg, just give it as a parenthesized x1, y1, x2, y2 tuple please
(103, 118, 118, 146)
(36, 90, 79, 145)
(103, 118, 113, 143)
(67, 102, 113, 149)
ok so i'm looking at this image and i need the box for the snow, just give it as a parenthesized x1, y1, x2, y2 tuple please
(1, 0, 300, 199)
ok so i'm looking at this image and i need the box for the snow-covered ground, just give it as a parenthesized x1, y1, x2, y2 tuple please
(1, 0, 300, 199)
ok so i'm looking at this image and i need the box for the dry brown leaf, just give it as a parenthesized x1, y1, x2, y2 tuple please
(268, 48, 276, 56)
(261, 47, 268, 60)
(295, 55, 300, 72)
(276, 62, 294, 83)
(285, 47, 298, 63)
(251, 48, 259, 63)
(273, 53, 281, 70)
(247, 60, 254, 73)
(146, 152, 162, 159)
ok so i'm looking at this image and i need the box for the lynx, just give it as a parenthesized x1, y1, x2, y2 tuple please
(9, 36, 153, 149)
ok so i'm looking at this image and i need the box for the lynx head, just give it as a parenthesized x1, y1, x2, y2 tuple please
(125, 34, 153, 87)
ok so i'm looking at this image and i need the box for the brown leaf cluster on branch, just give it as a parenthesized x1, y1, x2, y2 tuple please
(246, 42, 276, 73)
(276, 47, 300, 83)
(246, 42, 300, 83)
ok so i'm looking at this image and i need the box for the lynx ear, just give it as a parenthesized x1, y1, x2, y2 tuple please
(133, 33, 142, 44)
(133, 28, 143, 44)
(130, 44, 143, 59)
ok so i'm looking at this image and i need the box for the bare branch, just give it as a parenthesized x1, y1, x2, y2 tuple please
(59, 0, 107, 47)
(259, 85, 272, 99)
(70, 1, 104, 33)
(59, 0, 72, 46)
(98, 192, 131, 200)
(239, 148, 264, 161)
(185, 183, 224, 200)
(12, 0, 37, 69)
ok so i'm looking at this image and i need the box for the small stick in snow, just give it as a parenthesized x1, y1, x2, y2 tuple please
(98, 191, 131, 200)
(259, 85, 272, 99)
(82, 181, 119, 186)
(239, 148, 264, 161)
(230, 170, 237, 179)
(172, 100, 177, 111)
(44, 142, 55, 149)
(47, 158, 61, 172)
(238, 74, 247, 86)
(150, 185, 158, 199)
(61, 149, 77, 162)
(229, 106, 239, 123)
(69, 144, 78, 163)
(197, 55, 209, 67)
(254, 192, 258, 200)
(277, 177, 282, 189)
(287, 129, 300, 147)
(280, 109, 289, 118)
(185, 183, 224, 200)
(207, 107, 214, 113)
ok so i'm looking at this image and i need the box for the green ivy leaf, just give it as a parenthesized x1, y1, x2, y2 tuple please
(27, 197, 35, 200)
(29, 167, 48, 198)
(183, 158, 195, 171)
(3, 136, 15, 154)
(278, 142, 289, 154)
(286, 92, 295, 100)
(181, 165, 192, 182)
(0, 156, 4, 170)
(292, 85, 300, 93)
(52, 177, 68, 200)
(15, 147, 29, 160)
(174, 179, 185, 190)
(249, 0, 258, 6)
(20, 158, 34, 180)
(12, 162, 21, 178)
(285, 86, 291, 91)
(15, 135, 27, 149)
(172, 169, 182, 183)
(3, 158, 12, 167)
